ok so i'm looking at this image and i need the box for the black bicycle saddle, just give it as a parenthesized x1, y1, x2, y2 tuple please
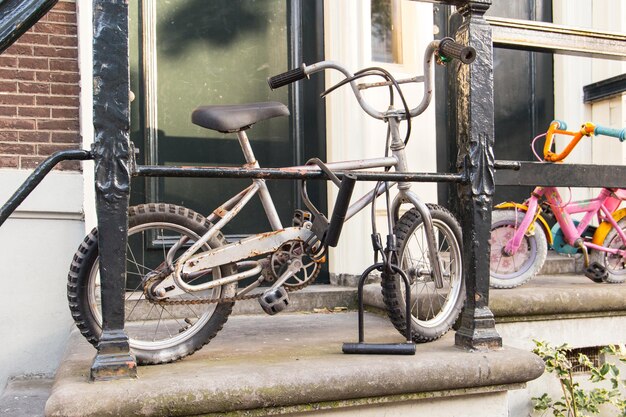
(192, 101, 290, 133)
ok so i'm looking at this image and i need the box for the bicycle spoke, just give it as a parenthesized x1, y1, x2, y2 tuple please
(126, 293, 144, 320)
(183, 302, 202, 319)
(161, 305, 186, 329)
(141, 303, 156, 327)
(153, 308, 165, 342)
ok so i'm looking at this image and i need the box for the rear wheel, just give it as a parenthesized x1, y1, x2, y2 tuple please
(67, 203, 237, 364)
(589, 218, 626, 283)
(489, 209, 547, 288)
(381, 205, 464, 342)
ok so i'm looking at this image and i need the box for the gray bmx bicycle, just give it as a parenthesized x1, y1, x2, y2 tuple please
(67, 38, 476, 364)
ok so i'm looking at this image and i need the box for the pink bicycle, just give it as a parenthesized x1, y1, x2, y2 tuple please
(489, 120, 626, 288)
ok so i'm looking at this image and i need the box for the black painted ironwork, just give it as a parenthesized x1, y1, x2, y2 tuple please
(90, 0, 137, 381)
(134, 165, 465, 183)
(0, 0, 58, 53)
(452, 0, 503, 350)
(0, 150, 92, 228)
(4, 0, 625, 382)
(584, 74, 626, 103)
(496, 161, 626, 188)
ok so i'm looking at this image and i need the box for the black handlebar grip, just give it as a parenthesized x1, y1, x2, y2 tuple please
(438, 38, 476, 64)
(325, 173, 357, 248)
(267, 66, 307, 90)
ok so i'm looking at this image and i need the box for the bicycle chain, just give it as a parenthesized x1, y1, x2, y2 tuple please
(151, 263, 321, 306)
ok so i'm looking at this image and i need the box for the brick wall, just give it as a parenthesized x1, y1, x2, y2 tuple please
(0, 0, 80, 171)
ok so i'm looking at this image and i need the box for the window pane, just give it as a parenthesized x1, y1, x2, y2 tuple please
(371, 0, 402, 64)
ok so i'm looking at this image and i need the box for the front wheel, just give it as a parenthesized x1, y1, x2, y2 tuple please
(489, 209, 547, 288)
(589, 218, 626, 283)
(381, 205, 465, 343)
(67, 203, 237, 364)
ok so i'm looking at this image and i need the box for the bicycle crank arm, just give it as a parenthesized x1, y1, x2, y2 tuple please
(270, 258, 303, 289)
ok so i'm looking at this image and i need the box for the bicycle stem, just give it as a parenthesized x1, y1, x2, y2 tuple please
(303, 40, 440, 121)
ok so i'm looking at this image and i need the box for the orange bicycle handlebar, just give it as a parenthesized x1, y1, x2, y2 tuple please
(543, 121, 596, 162)
(542, 121, 626, 162)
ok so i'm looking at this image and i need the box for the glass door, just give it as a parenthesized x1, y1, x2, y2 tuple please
(129, 0, 326, 239)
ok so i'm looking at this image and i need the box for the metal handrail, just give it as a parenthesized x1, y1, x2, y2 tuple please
(0, 150, 93, 227)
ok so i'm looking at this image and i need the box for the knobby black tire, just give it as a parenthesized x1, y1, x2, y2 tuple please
(67, 203, 237, 364)
(381, 204, 465, 343)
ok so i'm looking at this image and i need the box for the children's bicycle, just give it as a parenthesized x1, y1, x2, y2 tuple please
(489, 120, 626, 288)
(67, 39, 475, 364)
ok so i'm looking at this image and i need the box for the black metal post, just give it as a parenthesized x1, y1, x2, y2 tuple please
(90, 0, 137, 380)
(452, 0, 502, 350)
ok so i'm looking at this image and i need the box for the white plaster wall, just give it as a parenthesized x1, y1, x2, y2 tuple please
(553, 0, 626, 205)
(0, 170, 84, 392)
(77, 0, 96, 232)
(324, 0, 436, 278)
(0, 0, 93, 395)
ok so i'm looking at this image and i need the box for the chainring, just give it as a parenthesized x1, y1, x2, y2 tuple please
(270, 240, 321, 288)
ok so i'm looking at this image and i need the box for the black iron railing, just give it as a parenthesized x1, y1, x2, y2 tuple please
(0, 0, 625, 381)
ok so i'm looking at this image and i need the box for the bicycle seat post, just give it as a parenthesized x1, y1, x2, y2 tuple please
(236, 130, 283, 231)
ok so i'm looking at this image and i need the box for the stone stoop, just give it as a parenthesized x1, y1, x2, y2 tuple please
(232, 285, 358, 315)
(44, 313, 543, 417)
(364, 273, 626, 417)
(539, 251, 582, 275)
(0, 377, 52, 417)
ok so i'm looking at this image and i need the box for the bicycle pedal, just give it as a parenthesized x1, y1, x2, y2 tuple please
(259, 286, 290, 315)
(584, 262, 608, 283)
(292, 209, 312, 227)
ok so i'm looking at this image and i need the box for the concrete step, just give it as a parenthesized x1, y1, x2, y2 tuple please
(254, 251, 581, 319)
(539, 251, 581, 275)
(45, 314, 542, 417)
(232, 284, 357, 315)
(0, 377, 52, 417)
(36, 272, 626, 417)
(121, 284, 358, 320)
(364, 272, 626, 324)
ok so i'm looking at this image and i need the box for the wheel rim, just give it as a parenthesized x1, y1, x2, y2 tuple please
(604, 234, 626, 276)
(87, 222, 222, 351)
(400, 219, 462, 328)
(489, 220, 537, 280)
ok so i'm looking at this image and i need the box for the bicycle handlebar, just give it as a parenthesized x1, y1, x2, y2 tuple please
(267, 39, 475, 120)
(543, 120, 626, 162)
(267, 66, 307, 90)
(438, 38, 476, 64)
(595, 125, 626, 142)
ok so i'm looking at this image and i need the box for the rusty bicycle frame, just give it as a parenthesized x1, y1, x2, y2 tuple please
(148, 41, 458, 305)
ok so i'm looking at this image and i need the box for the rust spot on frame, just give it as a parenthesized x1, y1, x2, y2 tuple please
(213, 207, 228, 218)
(259, 230, 282, 239)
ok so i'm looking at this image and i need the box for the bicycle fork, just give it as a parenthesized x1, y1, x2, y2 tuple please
(388, 116, 445, 289)
(504, 194, 541, 256)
